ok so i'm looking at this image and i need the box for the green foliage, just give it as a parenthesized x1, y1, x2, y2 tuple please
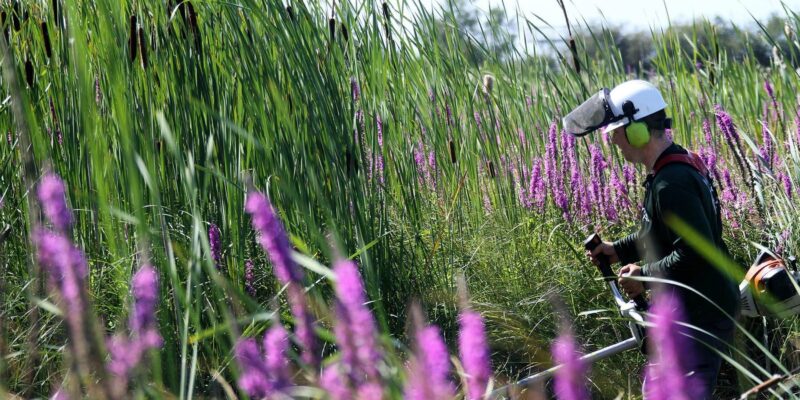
(0, 0, 798, 398)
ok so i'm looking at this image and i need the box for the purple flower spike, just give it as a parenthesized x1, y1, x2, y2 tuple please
(235, 339, 273, 398)
(263, 324, 291, 391)
(131, 265, 161, 344)
(38, 173, 73, 232)
(351, 77, 361, 102)
(552, 330, 590, 400)
(458, 310, 491, 400)
(34, 230, 88, 315)
(321, 364, 351, 400)
(333, 260, 383, 381)
(644, 291, 697, 400)
(208, 223, 222, 268)
(245, 259, 256, 296)
(245, 192, 303, 285)
(405, 325, 455, 400)
(107, 265, 163, 382)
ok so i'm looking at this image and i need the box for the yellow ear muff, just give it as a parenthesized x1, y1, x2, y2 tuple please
(626, 121, 650, 148)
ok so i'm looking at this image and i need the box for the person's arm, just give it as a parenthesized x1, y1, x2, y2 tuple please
(613, 232, 641, 265)
(641, 180, 715, 278)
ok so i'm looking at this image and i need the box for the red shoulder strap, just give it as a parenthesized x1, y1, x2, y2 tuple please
(653, 152, 709, 177)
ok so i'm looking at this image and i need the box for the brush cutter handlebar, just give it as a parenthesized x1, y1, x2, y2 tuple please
(584, 233, 649, 311)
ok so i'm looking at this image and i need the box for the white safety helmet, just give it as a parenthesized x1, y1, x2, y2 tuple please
(563, 79, 669, 136)
(601, 80, 668, 133)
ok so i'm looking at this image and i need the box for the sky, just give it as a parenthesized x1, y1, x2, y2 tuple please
(403, 0, 799, 52)
(424, 0, 799, 32)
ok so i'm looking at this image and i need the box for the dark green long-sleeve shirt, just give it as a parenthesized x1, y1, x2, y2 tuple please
(613, 144, 739, 325)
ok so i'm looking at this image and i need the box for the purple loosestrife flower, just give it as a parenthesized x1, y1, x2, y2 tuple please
(644, 291, 698, 400)
(760, 120, 774, 168)
(458, 310, 491, 400)
(34, 230, 87, 319)
(263, 324, 291, 392)
(428, 150, 437, 190)
(414, 141, 428, 186)
(765, 80, 778, 111)
(702, 118, 713, 146)
(333, 260, 383, 382)
(131, 265, 161, 344)
(714, 105, 738, 142)
(552, 330, 590, 400)
(208, 223, 222, 269)
(603, 184, 618, 222)
(51, 388, 69, 400)
(782, 172, 793, 199)
(721, 168, 737, 203)
(356, 383, 384, 400)
(589, 144, 607, 208)
(235, 339, 272, 398)
(528, 159, 546, 211)
(287, 284, 318, 366)
(321, 364, 351, 400)
(245, 191, 318, 366)
(38, 173, 73, 232)
(545, 122, 559, 190)
(108, 265, 163, 380)
(351, 77, 360, 102)
(245, 259, 256, 296)
(245, 192, 303, 285)
(610, 168, 630, 212)
(405, 325, 455, 400)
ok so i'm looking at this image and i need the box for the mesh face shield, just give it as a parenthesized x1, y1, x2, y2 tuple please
(562, 88, 625, 136)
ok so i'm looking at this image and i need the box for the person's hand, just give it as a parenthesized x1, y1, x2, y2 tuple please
(618, 264, 645, 298)
(586, 240, 619, 266)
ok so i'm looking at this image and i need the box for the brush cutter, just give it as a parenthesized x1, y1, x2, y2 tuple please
(489, 233, 648, 398)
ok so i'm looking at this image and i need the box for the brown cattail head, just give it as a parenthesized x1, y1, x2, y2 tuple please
(382, 2, 392, 40)
(328, 18, 335, 41)
(24, 58, 33, 87)
(187, 1, 198, 32)
(129, 15, 138, 63)
(12, 11, 20, 32)
(449, 140, 457, 164)
(51, 0, 61, 29)
(482, 74, 494, 96)
(285, 5, 294, 21)
(340, 22, 348, 42)
(488, 160, 496, 178)
(568, 37, 580, 74)
(41, 22, 52, 58)
(138, 27, 147, 69)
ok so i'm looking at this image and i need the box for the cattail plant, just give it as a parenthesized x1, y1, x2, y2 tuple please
(41, 22, 52, 58)
(24, 58, 33, 87)
(128, 15, 138, 63)
(340, 22, 348, 42)
(138, 26, 148, 69)
(381, 2, 391, 41)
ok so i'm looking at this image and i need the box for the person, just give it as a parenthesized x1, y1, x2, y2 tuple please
(563, 79, 740, 399)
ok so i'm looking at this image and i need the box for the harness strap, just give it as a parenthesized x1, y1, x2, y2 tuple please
(653, 152, 709, 176)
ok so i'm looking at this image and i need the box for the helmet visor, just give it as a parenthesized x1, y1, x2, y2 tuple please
(563, 88, 624, 136)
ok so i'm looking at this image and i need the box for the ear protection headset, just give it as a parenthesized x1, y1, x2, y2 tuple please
(622, 100, 650, 148)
